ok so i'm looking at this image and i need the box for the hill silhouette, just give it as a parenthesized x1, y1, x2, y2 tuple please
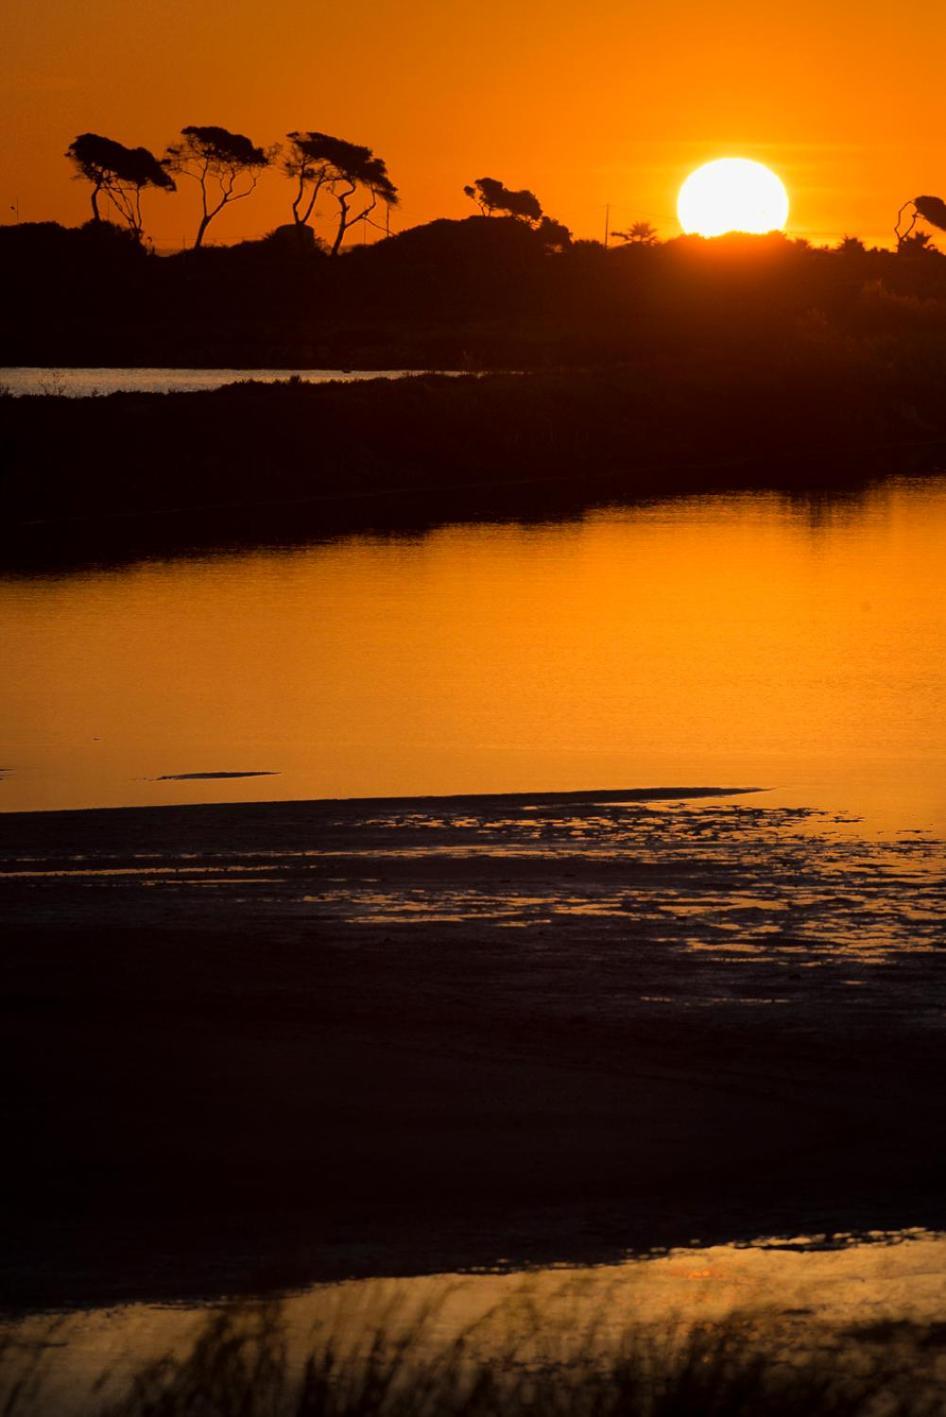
(5, 213, 946, 367)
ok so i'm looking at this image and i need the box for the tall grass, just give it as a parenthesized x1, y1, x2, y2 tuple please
(4, 1298, 943, 1417)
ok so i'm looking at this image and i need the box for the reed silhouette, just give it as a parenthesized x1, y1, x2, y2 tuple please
(4, 1299, 943, 1417)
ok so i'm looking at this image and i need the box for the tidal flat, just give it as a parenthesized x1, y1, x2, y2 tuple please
(3, 787, 944, 1313)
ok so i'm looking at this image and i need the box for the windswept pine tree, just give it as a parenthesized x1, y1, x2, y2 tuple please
(164, 126, 273, 248)
(65, 133, 175, 238)
(463, 177, 543, 223)
(463, 178, 571, 248)
(282, 132, 397, 253)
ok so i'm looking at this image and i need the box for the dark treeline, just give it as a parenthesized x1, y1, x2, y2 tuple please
(6, 213, 946, 367)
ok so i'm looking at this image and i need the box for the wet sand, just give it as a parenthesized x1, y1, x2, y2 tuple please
(2, 788, 944, 1311)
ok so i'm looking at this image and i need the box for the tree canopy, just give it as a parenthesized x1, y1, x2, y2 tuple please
(536, 215, 572, 251)
(463, 179, 570, 250)
(164, 126, 273, 248)
(65, 133, 175, 237)
(463, 177, 543, 224)
(895, 193, 946, 248)
(283, 132, 398, 254)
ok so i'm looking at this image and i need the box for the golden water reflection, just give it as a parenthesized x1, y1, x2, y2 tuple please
(6, 1231, 946, 1417)
(2, 479, 945, 826)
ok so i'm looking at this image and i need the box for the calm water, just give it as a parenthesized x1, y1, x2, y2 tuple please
(0, 366, 454, 397)
(2, 478, 946, 826)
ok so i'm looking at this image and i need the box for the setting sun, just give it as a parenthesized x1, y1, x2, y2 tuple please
(677, 158, 789, 238)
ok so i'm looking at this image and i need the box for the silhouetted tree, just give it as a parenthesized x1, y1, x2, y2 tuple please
(66, 133, 175, 237)
(283, 132, 335, 229)
(895, 194, 946, 249)
(613, 221, 658, 246)
(536, 215, 572, 251)
(463, 178, 543, 224)
(915, 195, 946, 229)
(333, 157, 397, 252)
(164, 126, 273, 248)
(281, 134, 397, 254)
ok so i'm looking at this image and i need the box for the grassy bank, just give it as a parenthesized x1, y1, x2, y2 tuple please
(3, 349, 946, 567)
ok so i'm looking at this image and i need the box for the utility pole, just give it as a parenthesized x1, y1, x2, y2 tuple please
(604, 203, 610, 249)
(9, 198, 19, 224)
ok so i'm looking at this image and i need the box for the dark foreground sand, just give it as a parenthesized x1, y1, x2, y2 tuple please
(2, 788, 944, 1311)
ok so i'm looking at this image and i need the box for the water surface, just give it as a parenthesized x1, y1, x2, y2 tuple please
(2, 478, 945, 826)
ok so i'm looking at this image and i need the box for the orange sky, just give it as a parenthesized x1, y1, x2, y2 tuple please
(2, 0, 944, 251)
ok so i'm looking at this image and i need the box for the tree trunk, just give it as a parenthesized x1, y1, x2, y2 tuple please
(194, 213, 211, 249)
(330, 186, 353, 257)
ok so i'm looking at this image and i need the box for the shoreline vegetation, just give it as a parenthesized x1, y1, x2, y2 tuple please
(6, 1298, 946, 1417)
(3, 359, 946, 568)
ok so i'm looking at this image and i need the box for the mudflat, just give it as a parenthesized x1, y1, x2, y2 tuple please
(2, 788, 943, 1311)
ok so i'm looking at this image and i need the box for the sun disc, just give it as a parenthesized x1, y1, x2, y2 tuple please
(677, 158, 789, 238)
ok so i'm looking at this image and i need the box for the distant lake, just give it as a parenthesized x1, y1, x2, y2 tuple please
(0, 366, 456, 397)
(2, 479, 946, 828)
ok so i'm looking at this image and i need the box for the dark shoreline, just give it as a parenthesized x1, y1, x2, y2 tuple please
(0, 784, 759, 822)
(3, 788, 944, 1313)
(4, 365, 946, 570)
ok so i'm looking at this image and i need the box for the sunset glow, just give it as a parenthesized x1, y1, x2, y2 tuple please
(5, 1, 946, 247)
(6, 0, 946, 1392)
(677, 158, 789, 237)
